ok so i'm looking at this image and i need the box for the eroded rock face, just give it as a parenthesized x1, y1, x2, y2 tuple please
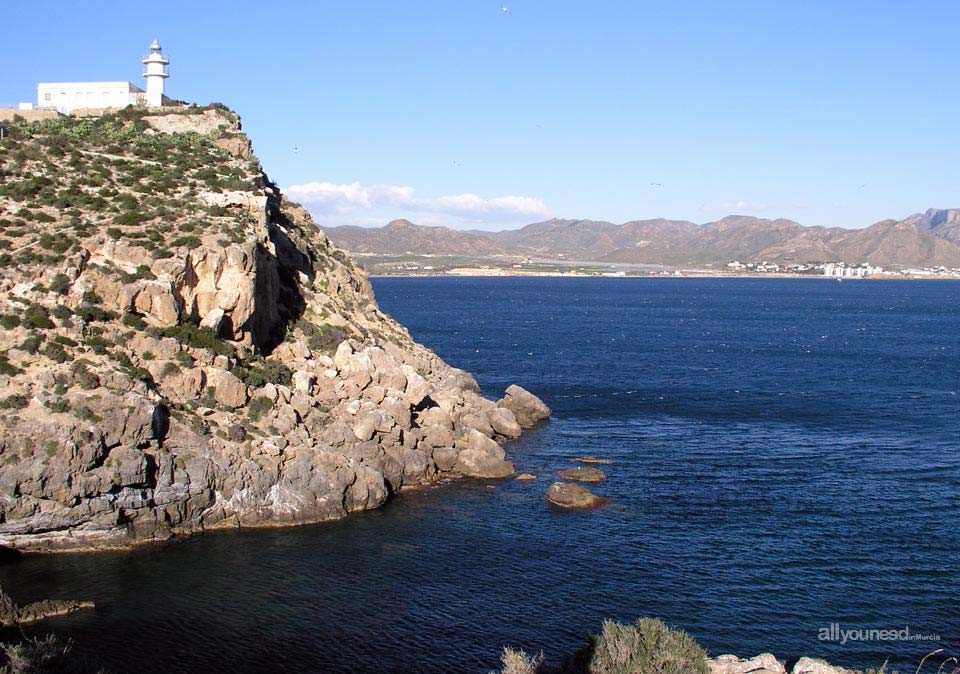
(0, 108, 551, 553)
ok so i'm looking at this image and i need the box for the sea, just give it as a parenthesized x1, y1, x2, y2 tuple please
(2, 277, 958, 673)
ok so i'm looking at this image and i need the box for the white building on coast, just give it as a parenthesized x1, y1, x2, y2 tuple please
(33, 40, 171, 113)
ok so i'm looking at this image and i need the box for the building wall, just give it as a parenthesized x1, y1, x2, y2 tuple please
(36, 82, 145, 113)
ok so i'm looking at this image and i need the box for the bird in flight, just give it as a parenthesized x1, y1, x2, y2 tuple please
(649, 182, 661, 188)
(293, 146, 299, 154)
(501, 6, 510, 14)
(857, 183, 868, 190)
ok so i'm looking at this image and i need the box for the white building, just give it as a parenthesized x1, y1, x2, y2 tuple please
(36, 40, 171, 113)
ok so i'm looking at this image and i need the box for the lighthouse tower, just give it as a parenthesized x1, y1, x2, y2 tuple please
(142, 40, 169, 107)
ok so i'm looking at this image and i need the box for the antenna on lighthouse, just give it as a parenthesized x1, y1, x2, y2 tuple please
(142, 39, 170, 107)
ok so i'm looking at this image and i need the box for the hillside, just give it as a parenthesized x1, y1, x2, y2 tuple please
(0, 107, 549, 552)
(325, 213, 960, 268)
(324, 219, 509, 256)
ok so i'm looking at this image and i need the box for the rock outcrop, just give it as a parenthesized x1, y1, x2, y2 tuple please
(546, 482, 608, 509)
(709, 655, 855, 674)
(0, 584, 93, 627)
(0, 106, 549, 552)
(557, 466, 606, 483)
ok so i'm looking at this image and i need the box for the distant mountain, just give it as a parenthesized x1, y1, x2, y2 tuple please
(905, 208, 960, 245)
(323, 210, 960, 268)
(322, 219, 509, 256)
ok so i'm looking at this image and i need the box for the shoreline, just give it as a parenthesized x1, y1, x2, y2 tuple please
(367, 271, 960, 280)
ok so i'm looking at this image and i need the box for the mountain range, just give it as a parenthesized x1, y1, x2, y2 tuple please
(321, 209, 960, 268)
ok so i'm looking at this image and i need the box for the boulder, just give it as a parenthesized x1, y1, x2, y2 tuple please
(454, 449, 514, 479)
(791, 658, 854, 674)
(498, 384, 551, 428)
(574, 455, 613, 465)
(709, 654, 786, 674)
(515, 473, 537, 481)
(546, 482, 609, 509)
(557, 466, 606, 483)
(211, 370, 248, 409)
(488, 406, 522, 438)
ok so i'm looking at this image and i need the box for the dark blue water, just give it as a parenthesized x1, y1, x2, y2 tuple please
(2, 278, 958, 673)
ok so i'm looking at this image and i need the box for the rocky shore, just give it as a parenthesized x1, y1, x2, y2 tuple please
(0, 107, 550, 553)
(0, 584, 93, 628)
(495, 617, 895, 674)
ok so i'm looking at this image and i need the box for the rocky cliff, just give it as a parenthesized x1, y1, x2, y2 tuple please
(0, 106, 549, 552)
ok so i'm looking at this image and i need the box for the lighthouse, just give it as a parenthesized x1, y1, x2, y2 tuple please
(142, 39, 170, 107)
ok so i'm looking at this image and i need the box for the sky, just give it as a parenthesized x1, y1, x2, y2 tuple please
(2, 0, 959, 231)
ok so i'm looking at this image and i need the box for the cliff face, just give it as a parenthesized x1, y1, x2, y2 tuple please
(0, 106, 549, 552)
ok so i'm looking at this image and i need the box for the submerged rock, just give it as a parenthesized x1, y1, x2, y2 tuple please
(557, 466, 606, 483)
(498, 385, 551, 428)
(546, 482, 609, 509)
(515, 473, 537, 481)
(573, 455, 613, 465)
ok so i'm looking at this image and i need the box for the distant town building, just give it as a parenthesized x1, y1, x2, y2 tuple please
(33, 40, 171, 113)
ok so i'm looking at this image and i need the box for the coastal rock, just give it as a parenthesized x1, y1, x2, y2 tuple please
(498, 385, 551, 428)
(573, 455, 614, 465)
(546, 482, 609, 509)
(0, 584, 94, 628)
(0, 107, 551, 553)
(791, 658, 855, 674)
(515, 473, 537, 481)
(709, 654, 786, 674)
(557, 466, 606, 483)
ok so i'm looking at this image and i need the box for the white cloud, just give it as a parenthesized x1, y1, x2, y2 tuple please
(700, 200, 769, 213)
(283, 181, 551, 228)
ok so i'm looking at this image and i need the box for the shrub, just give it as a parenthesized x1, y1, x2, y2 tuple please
(161, 323, 233, 357)
(51, 305, 73, 320)
(0, 314, 20, 330)
(0, 394, 29, 410)
(247, 395, 273, 421)
(42, 341, 69, 363)
(160, 361, 181, 378)
(71, 362, 100, 390)
(0, 354, 20, 376)
(122, 313, 147, 330)
(22, 304, 54, 330)
(235, 359, 292, 388)
(584, 618, 709, 674)
(48, 273, 72, 294)
(498, 647, 545, 674)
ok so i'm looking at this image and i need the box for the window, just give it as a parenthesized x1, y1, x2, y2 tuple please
(44, 93, 51, 101)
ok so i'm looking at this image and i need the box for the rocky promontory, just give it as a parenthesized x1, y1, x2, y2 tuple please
(0, 106, 549, 552)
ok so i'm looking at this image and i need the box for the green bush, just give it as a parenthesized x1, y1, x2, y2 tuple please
(42, 342, 69, 363)
(161, 323, 233, 357)
(235, 359, 293, 388)
(71, 362, 100, 390)
(48, 273, 72, 294)
(584, 618, 709, 674)
(0, 394, 29, 410)
(246, 396, 273, 421)
(0, 354, 20, 376)
(0, 314, 20, 330)
(22, 305, 54, 330)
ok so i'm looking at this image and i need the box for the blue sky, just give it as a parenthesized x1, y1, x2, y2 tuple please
(3, 1, 958, 230)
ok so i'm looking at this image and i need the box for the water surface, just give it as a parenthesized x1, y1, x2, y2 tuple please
(3, 278, 958, 672)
